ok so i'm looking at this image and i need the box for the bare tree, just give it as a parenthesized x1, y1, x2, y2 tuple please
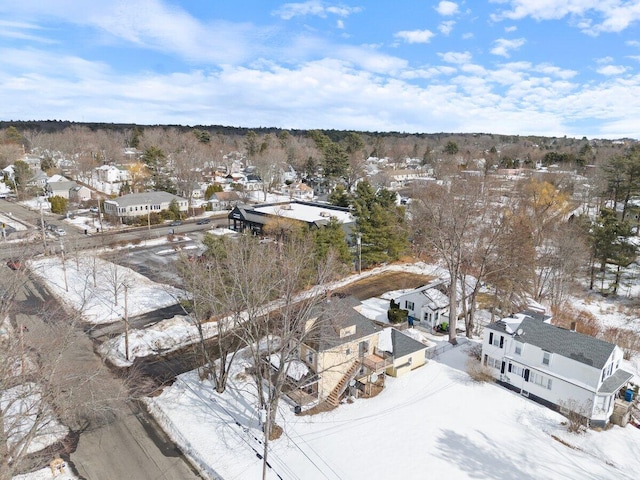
(0, 259, 130, 479)
(182, 233, 340, 479)
(412, 178, 482, 343)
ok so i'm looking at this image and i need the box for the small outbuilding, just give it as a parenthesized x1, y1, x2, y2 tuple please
(379, 328, 429, 377)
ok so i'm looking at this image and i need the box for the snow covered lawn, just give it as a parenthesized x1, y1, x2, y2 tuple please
(28, 256, 185, 324)
(146, 343, 640, 480)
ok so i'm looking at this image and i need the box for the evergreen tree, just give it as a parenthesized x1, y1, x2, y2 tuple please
(353, 182, 407, 266)
(444, 141, 459, 155)
(309, 130, 348, 180)
(314, 217, 351, 264)
(48, 195, 68, 214)
(328, 184, 351, 207)
(205, 183, 223, 200)
(142, 146, 175, 193)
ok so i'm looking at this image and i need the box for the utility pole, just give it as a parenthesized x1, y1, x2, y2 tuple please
(357, 234, 362, 275)
(60, 241, 68, 292)
(19, 321, 26, 382)
(124, 284, 129, 361)
(40, 203, 48, 253)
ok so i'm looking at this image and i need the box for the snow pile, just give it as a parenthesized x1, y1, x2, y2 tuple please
(1, 384, 68, 457)
(98, 315, 218, 367)
(12, 466, 77, 480)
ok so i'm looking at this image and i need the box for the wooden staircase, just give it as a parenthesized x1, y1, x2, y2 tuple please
(326, 361, 360, 407)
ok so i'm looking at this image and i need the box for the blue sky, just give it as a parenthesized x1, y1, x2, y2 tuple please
(1, 1, 640, 138)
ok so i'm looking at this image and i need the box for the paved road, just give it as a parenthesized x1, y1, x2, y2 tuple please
(9, 274, 201, 480)
(72, 403, 201, 480)
(0, 199, 229, 260)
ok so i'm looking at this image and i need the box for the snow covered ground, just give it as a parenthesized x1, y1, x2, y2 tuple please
(15, 243, 640, 479)
(13, 466, 77, 480)
(146, 341, 640, 480)
(28, 255, 185, 324)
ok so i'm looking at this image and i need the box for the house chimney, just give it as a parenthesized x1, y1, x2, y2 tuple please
(570, 321, 577, 332)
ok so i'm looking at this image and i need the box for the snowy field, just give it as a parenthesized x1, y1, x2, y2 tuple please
(28, 255, 185, 324)
(147, 342, 640, 480)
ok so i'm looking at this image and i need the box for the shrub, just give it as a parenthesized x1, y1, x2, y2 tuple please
(387, 304, 408, 324)
(467, 342, 483, 361)
(558, 399, 589, 433)
(551, 306, 601, 337)
(466, 359, 495, 383)
(48, 195, 68, 214)
(601, 327, 640, 360)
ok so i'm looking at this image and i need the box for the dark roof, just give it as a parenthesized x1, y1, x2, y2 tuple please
(598, 369, 634, 394)
(391, 329, 427, 358)
(308, 296, 382, 352)
(491, 317, 616, 369)
(520, 309, 552, 322)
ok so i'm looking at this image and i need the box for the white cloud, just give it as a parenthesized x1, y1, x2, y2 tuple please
(490, 0, 640, 35)
(597, 65, 627, 75)
(490, 37, 525, 57)
(596, 56, 614, 64)
(394, 29, 435, 44)
(535, 64, 578, 80)
(438, 21, 456, 36)
(438, 51, 472, 64)
(336, 19, 345, 29)
(435, 1, 459, 16)
(273, 1, 361, 20)
(505, 26, 517, 32)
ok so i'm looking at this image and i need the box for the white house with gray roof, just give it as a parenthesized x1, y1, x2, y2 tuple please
(482, 311, 633, 427)
(103, 191, 188, 219)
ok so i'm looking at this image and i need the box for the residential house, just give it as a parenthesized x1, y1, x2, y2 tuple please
(208, 191, 242, 211)
(46, 180, 78, 199)
(298, 296, 393, 406)
(378, 328, 428, 377)
(27, 170, 48, 190)
(393, 279, 463, 331)
(103, 191, 188, 219)
(95, 165, 130, 184)
(282, 182, 314, 201)
(482, 311, 634, 427)
(22, 155, 42, 171)
(69, 184, 92, 203)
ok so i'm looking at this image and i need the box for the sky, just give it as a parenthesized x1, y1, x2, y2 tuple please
(1, 1, 640, 139)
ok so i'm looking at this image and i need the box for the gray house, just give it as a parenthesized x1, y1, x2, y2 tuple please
(103, 191, 188, 219)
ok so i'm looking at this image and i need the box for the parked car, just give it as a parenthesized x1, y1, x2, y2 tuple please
(196, 218, 211, 225)
(6, 259, 23, 270)
(54, 227, 66, 236)
(169, 220, 182, 226)
(89, 206, 99, 213)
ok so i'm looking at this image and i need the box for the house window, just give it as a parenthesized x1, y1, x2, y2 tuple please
(346, 348, 351, 355)
(542, 351, 550, 366)
(490, 333, 503, 348)
(515, 343, 522, 355)
(405, 301, 414, 311)
(547, 379, 552, 390)
(307, 351, 314, 364)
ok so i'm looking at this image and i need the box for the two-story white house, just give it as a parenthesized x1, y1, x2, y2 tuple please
(482, 312, 634, 427)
